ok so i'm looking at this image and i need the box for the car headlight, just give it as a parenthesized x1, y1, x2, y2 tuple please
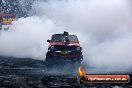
(77, 47, 81, 51)
(51, 46, 54, 49)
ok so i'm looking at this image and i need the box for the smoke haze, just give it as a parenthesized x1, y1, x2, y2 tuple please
(0, 0, 132, 71)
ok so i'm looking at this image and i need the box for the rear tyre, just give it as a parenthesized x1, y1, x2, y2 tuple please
(45, 55, 54, 71)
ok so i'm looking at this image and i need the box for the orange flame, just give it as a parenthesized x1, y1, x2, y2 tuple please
(78, 66, 86, 77)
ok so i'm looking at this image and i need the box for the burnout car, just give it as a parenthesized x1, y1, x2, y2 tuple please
(46, 31, 83, 70)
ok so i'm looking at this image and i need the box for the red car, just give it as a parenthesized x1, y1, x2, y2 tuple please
(45, 31, 83, 70)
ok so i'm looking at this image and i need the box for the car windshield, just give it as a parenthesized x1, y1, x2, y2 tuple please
(51, 34, 79, 43)
(54, 45, 77, 51)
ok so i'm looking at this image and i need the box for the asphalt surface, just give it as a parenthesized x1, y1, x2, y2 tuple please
(0, 56, 131, 88)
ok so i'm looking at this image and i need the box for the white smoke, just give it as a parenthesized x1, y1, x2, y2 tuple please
(0, 16, 62, 59)
(0, 0, 132, 71)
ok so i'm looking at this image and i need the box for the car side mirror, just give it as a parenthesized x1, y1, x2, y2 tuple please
(47, 39, 51, 42)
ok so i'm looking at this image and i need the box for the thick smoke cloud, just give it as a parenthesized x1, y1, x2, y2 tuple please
(0, 16, 62, 59)
(0, 0, 132, 71)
